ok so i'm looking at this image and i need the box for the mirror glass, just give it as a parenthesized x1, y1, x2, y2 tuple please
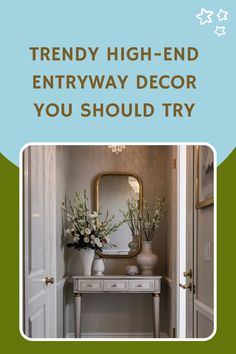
(95, 173, 143, 257)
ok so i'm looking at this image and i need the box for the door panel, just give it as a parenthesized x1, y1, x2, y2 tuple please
(193, 146, 214, 338)
(29, 306, 46, 338)
(185, 145, 214, 338)
(24, 146, 56, 338)
(29, 147, 46, 272)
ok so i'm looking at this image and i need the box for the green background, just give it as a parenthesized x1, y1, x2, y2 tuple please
(0, 148, 235, 351)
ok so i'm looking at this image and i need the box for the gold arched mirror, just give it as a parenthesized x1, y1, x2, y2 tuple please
(94, 172, 143, 258)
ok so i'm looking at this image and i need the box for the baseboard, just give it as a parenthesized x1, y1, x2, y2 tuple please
(66, 332, 169, 338)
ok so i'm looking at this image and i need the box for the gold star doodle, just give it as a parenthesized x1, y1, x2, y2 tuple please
(214, 26, 226, 37)
(196, 8, 214, 25)
(217, 9, 229, 22)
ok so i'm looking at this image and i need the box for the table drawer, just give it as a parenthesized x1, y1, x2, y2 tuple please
(129, 279, 155, 292)
(104, 280, 128, 291)
(77, 279, 103, 292)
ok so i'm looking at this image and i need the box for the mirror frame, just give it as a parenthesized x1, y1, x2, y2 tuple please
(94, 172, 143, 258)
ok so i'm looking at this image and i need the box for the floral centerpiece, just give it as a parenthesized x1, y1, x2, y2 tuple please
(140, 197, 166, 241)
(120, 197, 166, 240)
(63, 190, 122, 251)
(63, 190, 122, 275)
(121, 197, 166, 275)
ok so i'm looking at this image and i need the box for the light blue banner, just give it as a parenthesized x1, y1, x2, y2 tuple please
(0, 0, 235, 165)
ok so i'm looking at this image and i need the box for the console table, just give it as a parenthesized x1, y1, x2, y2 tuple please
(72, 275, 162, 338)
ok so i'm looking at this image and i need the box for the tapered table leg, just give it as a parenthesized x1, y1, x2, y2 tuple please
(74, 293, 81, 338)
(152, 293, 160, 338)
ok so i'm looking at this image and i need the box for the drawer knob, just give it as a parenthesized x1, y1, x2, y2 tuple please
(87, 284, 94, 288)
(137, 284, 144, 288)
(112, 283, 118, 287)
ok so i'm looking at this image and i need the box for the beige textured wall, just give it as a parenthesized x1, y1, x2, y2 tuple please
(63, 145, 173, 336)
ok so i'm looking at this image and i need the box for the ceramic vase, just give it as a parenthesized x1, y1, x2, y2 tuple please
(126, 265, 139, 276)
(79, 248, 95, 275)
(136, 241, 158, 275)
(93, 256, 105, 275)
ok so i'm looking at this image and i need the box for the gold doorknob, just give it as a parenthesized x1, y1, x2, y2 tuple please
(179, 282, 192, 291)
(45, 276, 55, 285)
(183, 269, 192, 278)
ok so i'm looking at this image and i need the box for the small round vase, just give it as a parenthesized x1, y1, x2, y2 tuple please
(136, 241, 158, 275)
(93, 257, 105, 275)
(126, 265, 139, 276)
(78, 248, 95, 275)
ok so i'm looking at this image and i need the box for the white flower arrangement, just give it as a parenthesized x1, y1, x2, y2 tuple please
(141, 197, 166, 241)
(63, 189, 122, 251)
(120, 197, 166, 242)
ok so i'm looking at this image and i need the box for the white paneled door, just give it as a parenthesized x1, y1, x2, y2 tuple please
(177, 146, 214, 338)
(23, 146, 57, 338)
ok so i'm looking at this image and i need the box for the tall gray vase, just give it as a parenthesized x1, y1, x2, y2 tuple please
(136, 241, 158, 275)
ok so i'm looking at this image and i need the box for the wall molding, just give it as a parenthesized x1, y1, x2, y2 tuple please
(66, 332, 169, 338)
(194, 299, 214, 322)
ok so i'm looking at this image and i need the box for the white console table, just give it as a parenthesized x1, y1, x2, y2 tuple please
(72, 275, 162, 338)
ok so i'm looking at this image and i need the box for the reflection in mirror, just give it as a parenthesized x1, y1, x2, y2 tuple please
(95, 173, 143, 258)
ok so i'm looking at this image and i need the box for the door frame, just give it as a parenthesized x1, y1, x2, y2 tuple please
(176, 145, 187, 338)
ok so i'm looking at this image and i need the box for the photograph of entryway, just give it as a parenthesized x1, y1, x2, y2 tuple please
(20, 143, 216, 340)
